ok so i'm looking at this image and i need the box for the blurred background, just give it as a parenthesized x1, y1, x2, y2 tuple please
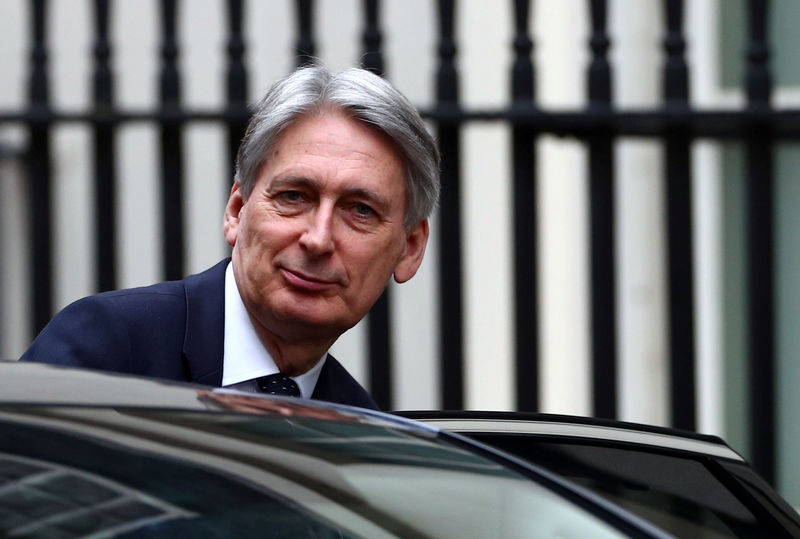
(1, 0, 799, 505)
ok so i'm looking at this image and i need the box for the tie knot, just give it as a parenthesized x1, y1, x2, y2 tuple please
(256, 373, 301, 398)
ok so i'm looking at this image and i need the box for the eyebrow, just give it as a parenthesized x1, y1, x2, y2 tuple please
(267, 175, 318, 192)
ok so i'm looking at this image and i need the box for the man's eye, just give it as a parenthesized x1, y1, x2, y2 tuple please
(279, 191, 303, 203)
(353, 203, 376, 218)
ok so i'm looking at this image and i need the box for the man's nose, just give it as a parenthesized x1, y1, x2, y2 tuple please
(299, 206, 335, 255)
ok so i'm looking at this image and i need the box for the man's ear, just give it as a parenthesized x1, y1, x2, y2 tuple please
(394, 220, 429, 283)
(223, 182, 244, 247)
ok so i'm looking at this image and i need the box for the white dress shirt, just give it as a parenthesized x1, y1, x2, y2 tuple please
(221, 262, 324, 398)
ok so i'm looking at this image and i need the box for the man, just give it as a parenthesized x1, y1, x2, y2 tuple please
(21, 65, 441, 410)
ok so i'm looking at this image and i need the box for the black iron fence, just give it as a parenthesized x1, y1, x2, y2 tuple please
(0, 0, 789, 484)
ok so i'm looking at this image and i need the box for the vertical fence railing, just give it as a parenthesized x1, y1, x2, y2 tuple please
(511, 0, 539, 412)
(662, 0, 696, 431)
(745, 0, 775, 486)
(436, 0, 464, 409)
(225, 0, 249, 181)
(295, 0, 316, 67)
(360, 0, 394, 410)
(587, 0, 617, 419)
(361, 0, 384, 75)
(92, 0, 117, 293)
(158, 0, 185, 281)
(28, 0, 53, 335)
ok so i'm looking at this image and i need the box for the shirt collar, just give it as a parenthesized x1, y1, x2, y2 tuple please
(222, 261, 325, 398)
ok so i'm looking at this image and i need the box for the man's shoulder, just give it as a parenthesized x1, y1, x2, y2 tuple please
(93, 279, 184, 302)
(56, 279, 186, 328)
(79, 258, 229, 311)
(20, 259, 230, 374)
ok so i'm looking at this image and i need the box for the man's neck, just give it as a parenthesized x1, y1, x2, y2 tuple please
(245, 311, 334, 377)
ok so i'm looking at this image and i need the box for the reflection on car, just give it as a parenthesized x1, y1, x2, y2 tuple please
(0, 361, 670, 538)
(398, 410, 800, 539)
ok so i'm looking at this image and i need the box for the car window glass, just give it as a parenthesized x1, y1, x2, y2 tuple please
(0, 408, 631, 538)
(476, 435, 770, 538)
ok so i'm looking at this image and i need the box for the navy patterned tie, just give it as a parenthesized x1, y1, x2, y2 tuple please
(257, 373, 301, 397)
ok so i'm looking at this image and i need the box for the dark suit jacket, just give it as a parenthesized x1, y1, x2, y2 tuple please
(20, 259, 379, 410)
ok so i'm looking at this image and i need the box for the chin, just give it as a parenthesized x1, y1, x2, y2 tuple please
(271, 303, 350, 333)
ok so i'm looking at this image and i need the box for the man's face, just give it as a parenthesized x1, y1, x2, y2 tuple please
(224, 112, 428, 345)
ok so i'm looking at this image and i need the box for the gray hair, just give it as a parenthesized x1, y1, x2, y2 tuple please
(235, 65, 440, 229)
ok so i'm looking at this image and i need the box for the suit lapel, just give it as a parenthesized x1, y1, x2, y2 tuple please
(313, 355, 379, 409)
(311, 356, 337, 402)
(312, 354, 373, 408)
(182, 258, 229, 385)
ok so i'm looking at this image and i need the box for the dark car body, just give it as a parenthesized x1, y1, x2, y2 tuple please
(398, 410, 800, 538)
(0, 361, 673, 538)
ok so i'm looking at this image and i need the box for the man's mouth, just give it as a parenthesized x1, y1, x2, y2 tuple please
(280, 268, 340, 292)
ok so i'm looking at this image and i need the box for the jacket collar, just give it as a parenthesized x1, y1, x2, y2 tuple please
(182, 258, 229, 385)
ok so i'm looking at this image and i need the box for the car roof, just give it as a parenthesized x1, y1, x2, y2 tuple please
(0, 360, 432, 434)
(397, 410, 745, 462)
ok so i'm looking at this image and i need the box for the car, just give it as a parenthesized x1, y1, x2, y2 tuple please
(0, 360, 672, 538)
(397, 410, 800, 539)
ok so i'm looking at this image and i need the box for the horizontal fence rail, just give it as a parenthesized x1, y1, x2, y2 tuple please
(9, 107, 800, 134)
(0, 0, 783, 485)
